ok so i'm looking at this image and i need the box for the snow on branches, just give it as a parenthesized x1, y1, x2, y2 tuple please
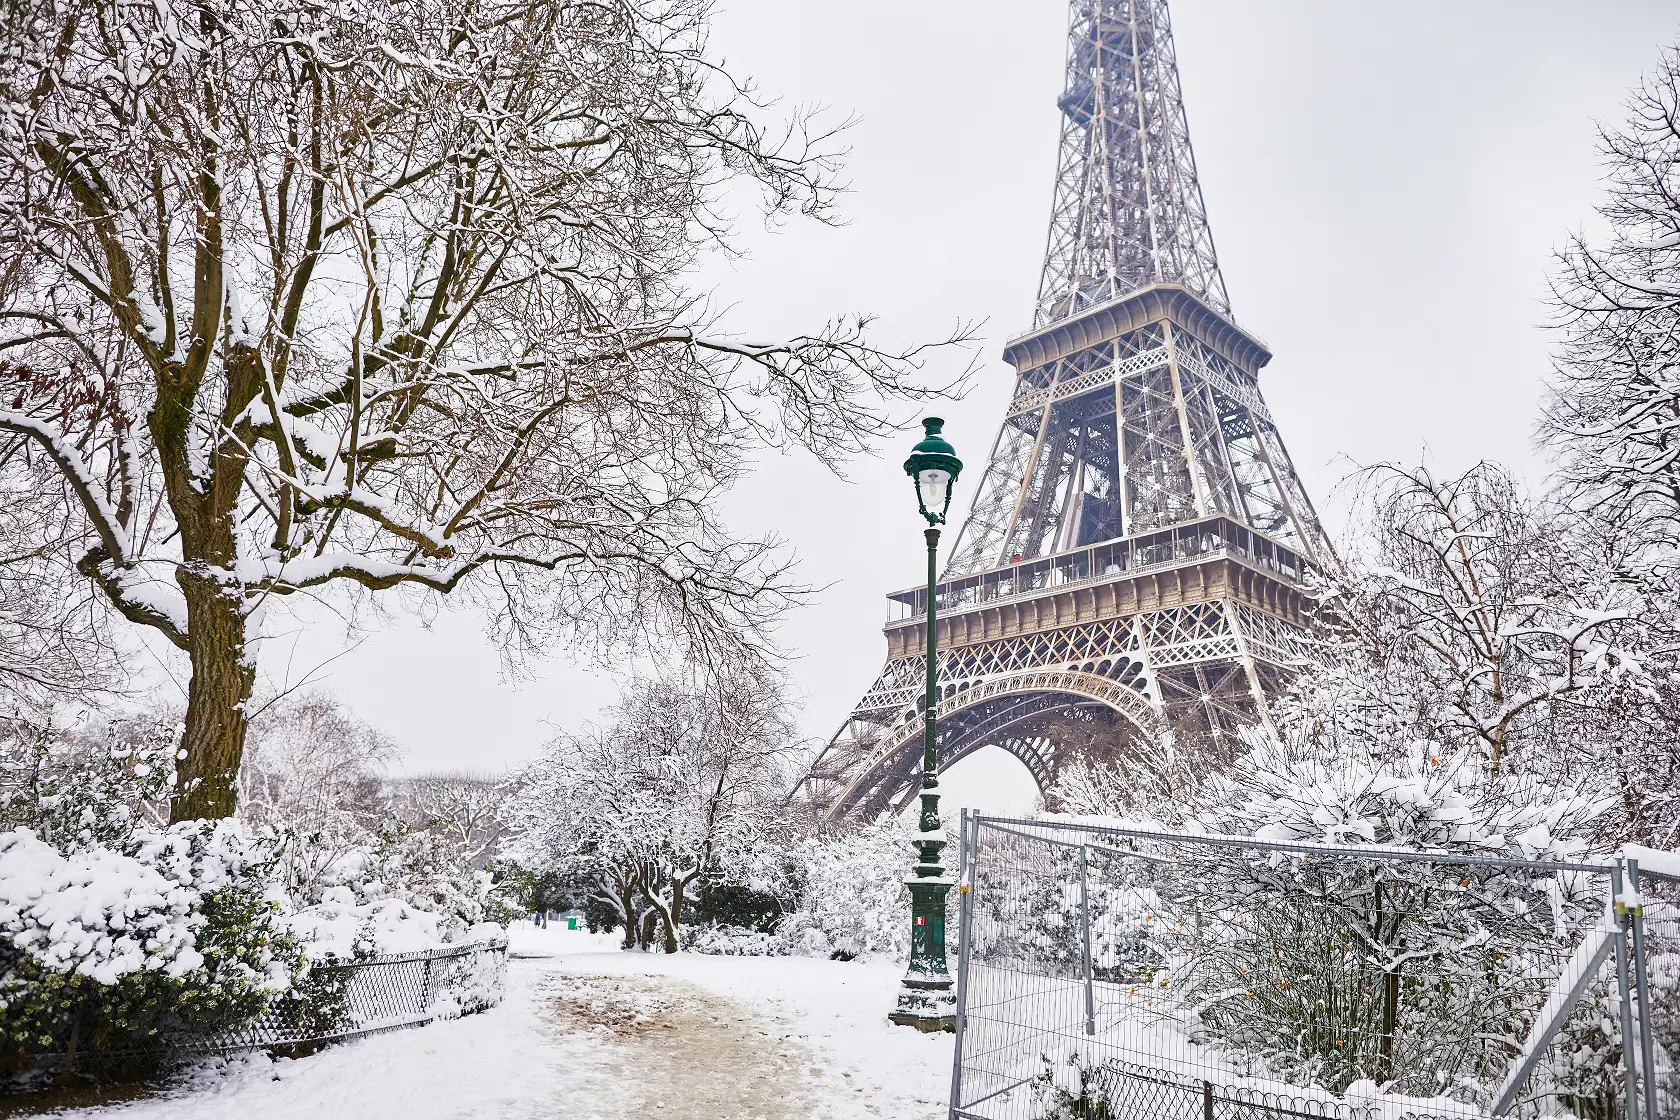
(1542, 45, 1680, 561)
(506, 666, 798, 952)
(1336, 462, 1638, 775)
(0, 0, 965, 820)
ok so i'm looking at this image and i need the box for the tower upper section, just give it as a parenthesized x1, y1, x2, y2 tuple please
(935, 0, 1330, 588)
(1038, 0, 1229, 325)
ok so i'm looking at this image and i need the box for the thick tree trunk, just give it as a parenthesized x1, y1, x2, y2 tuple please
(169, 572, 256, 822)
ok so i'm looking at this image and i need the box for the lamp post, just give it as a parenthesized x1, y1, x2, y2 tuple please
(889, 417, 963, 1032)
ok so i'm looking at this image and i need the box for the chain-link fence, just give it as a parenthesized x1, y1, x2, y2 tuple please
(195, 937, 510, 1053)
(23, 937, 509, 1079)
(949, 815, 1674, 1120)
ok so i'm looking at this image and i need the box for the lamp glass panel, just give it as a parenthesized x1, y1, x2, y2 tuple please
(917, 468, 951, 517)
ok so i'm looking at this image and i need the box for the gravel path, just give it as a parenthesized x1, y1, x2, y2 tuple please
(540, 971, 816, 1119)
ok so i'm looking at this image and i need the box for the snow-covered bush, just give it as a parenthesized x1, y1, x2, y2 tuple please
(0, 710, 175, 849)
(684, 923, 783, 956)
(1163, 733, 1610, 1102)
(1031, 1052, 1131, 1120)
(431, 937, 509, 1019)
(283, 892, 449, 963)
(0, 819, 299, 1075)
(780, 819, 917, 961)
(275, 830, 498, 963)
(0, 700, 502, 1078)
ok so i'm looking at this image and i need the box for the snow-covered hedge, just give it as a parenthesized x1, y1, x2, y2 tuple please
(277, 823, 502, 953)
(0, 819, 298, 1071)
(0, 707, 507, 1080)
(684, 922, 782, 956)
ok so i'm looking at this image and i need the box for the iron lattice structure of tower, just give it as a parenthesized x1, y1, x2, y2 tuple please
(794, 0, 1331, 820)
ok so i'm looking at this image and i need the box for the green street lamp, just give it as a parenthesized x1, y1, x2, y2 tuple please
(889, 416, 962, 1033)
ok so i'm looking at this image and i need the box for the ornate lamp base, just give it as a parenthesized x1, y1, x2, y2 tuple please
(890, 874, 955, 1033)
(889, 975, 956, 1032)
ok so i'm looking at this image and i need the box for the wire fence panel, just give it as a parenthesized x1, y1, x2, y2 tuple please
(951, 817, 1663, 1120)
(1630, 865, 1680, 1120)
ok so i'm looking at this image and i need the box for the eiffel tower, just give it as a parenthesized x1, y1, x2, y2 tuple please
(794, 0, 1331, 821)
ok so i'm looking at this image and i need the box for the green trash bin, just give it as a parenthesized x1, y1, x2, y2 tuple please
(567, 916, 578, 931)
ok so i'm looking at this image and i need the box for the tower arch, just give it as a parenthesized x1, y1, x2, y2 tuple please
(816, 670, 1158, 821)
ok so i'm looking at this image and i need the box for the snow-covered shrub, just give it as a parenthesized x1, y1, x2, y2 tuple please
(273, 837, 495, 969)
(0, 694, 504, 1079)
(0, 711, 175, 849)
(780, 819, 917, 961)
(0, 819, 299, 1075)
(1165, 734, 1609, 1102)
(1031, 1052, 1130, 1120)
(684, 923, 783, 956)
(429, 940, 508, 1020)
(689, 880, 784, 933)
(366, 821, 498, 933)
(282, 892, 448, 962)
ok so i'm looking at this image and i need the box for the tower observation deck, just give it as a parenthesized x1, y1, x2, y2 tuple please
(793, 0, 1329, 820)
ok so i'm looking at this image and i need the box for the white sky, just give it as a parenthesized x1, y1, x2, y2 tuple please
(241, 1, 1678, 805)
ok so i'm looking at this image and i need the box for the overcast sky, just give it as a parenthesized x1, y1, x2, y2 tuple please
(245, 1, 1678, 803)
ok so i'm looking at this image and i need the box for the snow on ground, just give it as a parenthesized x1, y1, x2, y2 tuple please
(534, 926, 953, 1118)
(42, 923, 951, 1119)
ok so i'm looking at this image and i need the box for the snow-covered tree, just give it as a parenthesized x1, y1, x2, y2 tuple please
(1339, 462, 1634, 774)
(1533, 40, 1680, 847)
(237, 690, 394, 899)
(1298, 462, 1680, 849)
(392, 772, 509, 870)
(508, 666, 798, 951)
(1541, 44, 1680, 564)
(0, 0, 960, 821)
(1147, 700, 1613, 1099)
(778, 818, 915, 961)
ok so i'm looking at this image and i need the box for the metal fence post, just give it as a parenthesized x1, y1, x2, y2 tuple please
(1626, 858, 1659, 1120)
(959, 807, 969, 886)
(1611, 860, 1642, 1120)
(1080, 842, 1095, 1036)
(948, 815, 981, 1120)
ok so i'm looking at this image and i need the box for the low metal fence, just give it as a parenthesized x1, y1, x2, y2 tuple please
(195, 937, 510, 1053)
(17, 937, 509, 1080)
(948, 814, 1676, 1120)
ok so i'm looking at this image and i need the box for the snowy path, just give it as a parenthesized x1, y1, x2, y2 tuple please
(41, 926, 951, 1119)
(539, 969, 815, 1115)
